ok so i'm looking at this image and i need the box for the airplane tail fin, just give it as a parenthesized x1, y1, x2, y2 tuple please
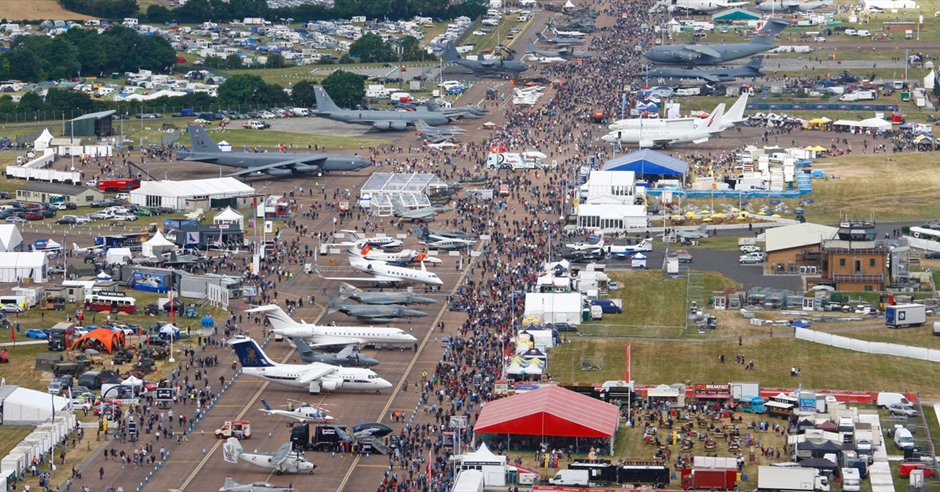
(391, 200, 407, 215)
(260, 399, 272, 411)
(222, 438, 243, 463)
(313, 86, 340, 112)
(526, 38, 537, 53)
(73, 243, 83, 253)
(247, 305, 300, 333)
(746, 57, 763, 70)
(724, 93, 749, 124)
(230, 338, 276, 368)
(336, 344, 354, 359)
(338, 282, 362, 294)
(223, 477, 236, 489)
(750, 19, 788, 44)
(293, 337, 314, 356)
(186, 125, 220, 154)
(704, 103, 725, 132)
(536, 31, 548, 42)
(443, 42, 460, 63)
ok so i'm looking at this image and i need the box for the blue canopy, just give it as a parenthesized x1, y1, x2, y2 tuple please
(790, 320, 810, 328)
(603, 149, 688, 177)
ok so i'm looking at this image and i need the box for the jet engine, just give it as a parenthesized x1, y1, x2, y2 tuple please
(268, 169, 292, 177)
(293, 164, 320, 173)
(321, 380, 341, 391)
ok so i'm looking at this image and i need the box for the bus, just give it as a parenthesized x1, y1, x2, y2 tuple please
(97, 178, 141, 193)
(84, 291, 136, 314)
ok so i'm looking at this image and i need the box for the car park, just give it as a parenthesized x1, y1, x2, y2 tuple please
(26, 329, 48, 339)
(740, 252, 764, 264)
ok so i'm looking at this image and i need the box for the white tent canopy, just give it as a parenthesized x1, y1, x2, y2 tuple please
(121, 375, 144, 387)
(217, 140, 232, 152)
(832, 117, 892, 131)
(142, 230, 176, 258)
(0, 386, 67, 425)
(213, 206, 245, 231)
(105, 247, 133, 265)
(33, 129, 54, 151)
(0, 252, 47, 282)
(0, 225, 24, 252)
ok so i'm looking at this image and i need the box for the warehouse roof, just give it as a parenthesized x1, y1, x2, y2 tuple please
(68, 110, 116, 122)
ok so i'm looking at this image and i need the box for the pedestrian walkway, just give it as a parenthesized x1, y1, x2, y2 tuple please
(859, 412, 895, 492)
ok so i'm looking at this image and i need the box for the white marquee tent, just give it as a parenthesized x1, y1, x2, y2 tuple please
(142, 231, 175, 258)
(0, 385, 68, 425)
(129, 178, 255, 211)
(213, 207, 245, 231)
(458, 443, 507, 486)
(0, 225, 24, 252)
(0, 252, 47, 282)
(106, 247, 133, 265)
(33, 129, 54, 151)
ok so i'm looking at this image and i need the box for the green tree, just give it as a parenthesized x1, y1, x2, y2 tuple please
(18, 92, 43, 113)
(5, 49, 41, 81)
(291, 80, 317, 108)
(349, 33, 396, 63)
(225, 54, 244, 69)
(146, 4, 174, 23)
(44, 88, 94, 114)
(321, 70, 364, 109)
(399, 36, 427, 62)
(217, 74, 278, 108)
(264, 53, 286, 68)
(203, 56, 226, 69)
(0, 96, 16, 116)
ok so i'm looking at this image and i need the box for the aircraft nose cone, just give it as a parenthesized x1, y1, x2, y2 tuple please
(601, 134, 617, 143)
(378, 378, 393, 389)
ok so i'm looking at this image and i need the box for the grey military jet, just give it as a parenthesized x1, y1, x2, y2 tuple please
(220, 476, 293, 492)
(423, 227, 478, 241)
(535, 31, 587, 46)
(311, 86, 450, 130)
(391, 201, 454, 221)
(337, 282, 437, 305)
(443, 42, 529, 79)
(647, 57, 764, 82)
(413, 119, 467, 143)
(526, 38, 592, 60)
(644, 18, 788, 65)
(182, 125, 371, 178)
(756, 0, 832, 11)
(328, 296, 429, 322)
(293, 338, 379, 367)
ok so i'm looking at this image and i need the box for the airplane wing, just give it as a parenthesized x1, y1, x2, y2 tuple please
(682, 45, 722, 58)
(226, 156, 330, 177)
(316, 270, 402, 284)
(271, 442, 294, 466)
(303, 337, 369, 348)
(700, 74, 722, 83)
(296, 362, 338, 384)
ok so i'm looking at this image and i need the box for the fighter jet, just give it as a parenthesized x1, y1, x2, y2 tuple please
(328, 296, 429, 322)
(337, 282, 437, 306)
(674, 224, 709, 240)
(535, 31, 586, 46)
(259, 398, 333, 423)
(647, 57, 764, 83)
(414, 119, 467, 143)
(222, 438, 316, 475)
(220, 476, 294, 492)
(311, 86, 450, 131)
(566, 233, 605, 251)
(181, 125, 371, 178)
(292, 338, 380, 367)
(443, 42, 529, 79)
(756, 0, 832, 11)
(526, 39, 592, 61)
(644, 18, 789, 65)
(424, 227, 478, 241)
(391, 201, 454, 221)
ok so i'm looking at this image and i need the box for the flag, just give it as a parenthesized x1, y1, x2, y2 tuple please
(67, 387, 73, 411)
(333, 217, 338, 225)
(10, 328, 14, 347)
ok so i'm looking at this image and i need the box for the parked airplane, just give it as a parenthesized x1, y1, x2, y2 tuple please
(356, 245, 443, 266)
(222, 438, 316, 475)
(756, 0, 832, 11)
(443, 42, 529, 79)
(317, 256, 444, 286)
(73, 243, 104, 255)
(602, 104, 725, 148)
(421, 234, 477, 251)
(340, 230, 403, 250)
(292, 338, 380, 367)
(311, 86, 450, 130)
(552, 28, 587, 38)
(230, 336, 392, 394)
(644, 18, 789, 65)
(352, 422, 394, 439)
(650, 0, 750, 12)
(525, 38, 592, 60)
(182, 125, 371, 178)
(647, 57, 764, 83)
(423, 139, 460, 149)
(609, 94, 749, 132)
(413, 119, 467, 142)
(220, 476, 294, 492)
(608, 238, 654, 258)
(566, 233, 605, 251)
(259, 399, 333, 423)
(535, 31, 586, 46)
(337, 282, 437, 306)
(246, 304, 418, 347)
(391, 201, 454, 221)
(674, 224, 709, 240)
(423, 227, 478, 241)
(329, 296, 429, 322)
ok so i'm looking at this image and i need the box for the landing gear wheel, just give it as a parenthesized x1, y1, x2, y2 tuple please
(376, 390, 381, 394)
(276, 470, 283, 476)
(317, 171, 323, 177)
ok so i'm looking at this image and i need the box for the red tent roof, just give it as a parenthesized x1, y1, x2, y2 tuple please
(474, 385, 619, 438)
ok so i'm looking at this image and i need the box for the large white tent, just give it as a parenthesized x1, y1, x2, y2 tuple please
(213, 207, 245, 231)
(458, 443, 507, 486)
(0, 225, 24, 252)
(832, 117, 892, 131)
(0, 252, 47, 282)
(129, 178, 255, 211)
(0, 386, 68, 425)
(141, 231, 175, 258)
(106, 247, 133, 265)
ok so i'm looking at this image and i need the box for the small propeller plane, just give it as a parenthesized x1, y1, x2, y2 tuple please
(259, 399, 334, 423)
(222, 438, 317, 475)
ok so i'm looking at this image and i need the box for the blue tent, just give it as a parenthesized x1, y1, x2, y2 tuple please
(603, 149, 688, 177)
(790, 320, 810, 328)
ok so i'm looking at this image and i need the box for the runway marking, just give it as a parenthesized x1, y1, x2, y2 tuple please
(336, 242, 480, 492)
(178, 342, 302, 491)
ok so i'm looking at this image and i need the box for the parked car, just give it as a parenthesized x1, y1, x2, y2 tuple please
(739, 252, 764, 264)
(5, 216, 26, 224)
(26, 329, 48, 339)
(56, 216, 78, 225)
(670, 249, 693, 263)
(24, 212, 44, 221)
(925, 251, 940, 259)
(889, 403, 919, 417)
(55, 202, 77, 210)
(1, 304, 24, 313)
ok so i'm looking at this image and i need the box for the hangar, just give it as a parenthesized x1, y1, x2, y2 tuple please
(603, 149, 688, 181)
(473, 385, 620, 454)
(64, 110, 116, 138)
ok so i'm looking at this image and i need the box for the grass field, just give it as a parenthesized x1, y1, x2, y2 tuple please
(0, 1, 95, 21)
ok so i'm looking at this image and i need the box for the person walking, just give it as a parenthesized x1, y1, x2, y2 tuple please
(98, 466, 104, 480)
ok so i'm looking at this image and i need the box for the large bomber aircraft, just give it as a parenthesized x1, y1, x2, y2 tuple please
(525, 38, 592, 60)
(756, 0, 833, 12)
(650, 0, 750, 13)
(181, 125, 371, 178)
(646, 57, 765, 83)
(311, 86, 450, 130)
(644, 19, 789, 65)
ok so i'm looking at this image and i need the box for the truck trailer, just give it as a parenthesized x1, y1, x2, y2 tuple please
(885, 304, 926, 328)
(757, 466, 829, 492)
(681, 467, 738, 490)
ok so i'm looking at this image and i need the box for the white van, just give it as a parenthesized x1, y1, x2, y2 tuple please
(854, 90, 875, 100)
(877, 392, 912, 408)
(839, 93, 858, 102)
(549, 470, 589, 486)
(894, 427, 914, 450)
(676, 87, 701, 96)
(857, 29, 871, 37)
(841, 468, 861, 492)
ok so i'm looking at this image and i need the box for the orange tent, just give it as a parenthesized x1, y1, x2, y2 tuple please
(70, 329, 126, 354)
